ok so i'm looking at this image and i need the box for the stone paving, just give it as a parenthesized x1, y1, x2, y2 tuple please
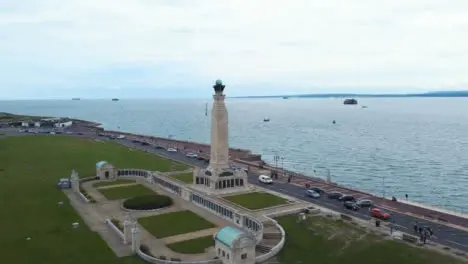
(94, 182, 139, 190)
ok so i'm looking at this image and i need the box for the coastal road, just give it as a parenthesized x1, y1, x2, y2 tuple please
(112, 137, 468, 252)
(2, 128, 468, 252)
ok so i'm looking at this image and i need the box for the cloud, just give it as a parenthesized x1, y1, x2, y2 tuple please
(0, 0, 467, 98)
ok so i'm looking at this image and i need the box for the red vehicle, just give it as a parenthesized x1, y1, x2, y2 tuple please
(370, 208, 391, 220)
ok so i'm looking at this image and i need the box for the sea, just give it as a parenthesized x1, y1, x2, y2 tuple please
(1, 97, 467, 213)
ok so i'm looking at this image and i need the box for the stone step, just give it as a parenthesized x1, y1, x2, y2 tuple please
(263, 233, 282, 239)
(256, 244, 272, 254)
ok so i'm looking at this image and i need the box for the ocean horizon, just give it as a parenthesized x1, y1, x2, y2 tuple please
(1, 97, 467, 213)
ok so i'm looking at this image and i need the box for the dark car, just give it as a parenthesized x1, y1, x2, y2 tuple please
(356, 199, 374, 207)
(141, 142, 150, 146)
(77, 132, 84, 135)
(308, 186, 326, 194)
(155, 145, 164, 149)
(338, 195, 355, 202)
(328, 192, 342, 199)
(344, 201, 360, 211)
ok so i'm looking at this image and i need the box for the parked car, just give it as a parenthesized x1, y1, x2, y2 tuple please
(258, 175, 273, 184)
(356, 199, 374, 208)
(56, 178, 71, 189)
(344, 201, 360, 211)
(141, 142, 150, 146)
(155, 145, 164, 149)
(186, 152, 198, 158)
(338, 194, 356, 202)
(117, 135, 125, 139)
(167, 148, 177, 152)
(305, 189, 320, 198)
(327, 192, 342, 199)
(308, 186, 326, 194)
(370, 208, 391, 220)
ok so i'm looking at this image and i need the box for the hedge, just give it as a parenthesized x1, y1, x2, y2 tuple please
(123, 194, 173, 210)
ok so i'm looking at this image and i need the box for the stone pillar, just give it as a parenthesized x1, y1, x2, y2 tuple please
(123, 220, 132, 244)
(209, 80, 230, 171)
(71, 170, 80, 193)
(131, 226, 141, 252)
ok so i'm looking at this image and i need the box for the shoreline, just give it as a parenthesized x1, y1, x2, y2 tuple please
(3, 112, 468, 224)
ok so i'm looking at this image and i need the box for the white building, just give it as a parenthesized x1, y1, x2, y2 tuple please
(214, 226, 256, 264)
(34, 122, 41, 127)
(54, 121, 73, 128)
(21, 121, 30, 127)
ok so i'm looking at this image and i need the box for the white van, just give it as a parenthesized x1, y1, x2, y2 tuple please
(258, 175, 273, 184)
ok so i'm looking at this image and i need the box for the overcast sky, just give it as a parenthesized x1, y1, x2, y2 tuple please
(1, 0, 467, 99)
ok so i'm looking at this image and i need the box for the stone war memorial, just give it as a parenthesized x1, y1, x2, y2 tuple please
(62, 80, 290, 264)
(193, 79, 249, 195)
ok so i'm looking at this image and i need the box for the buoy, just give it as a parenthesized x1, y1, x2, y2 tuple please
(332, 120, 336, 124)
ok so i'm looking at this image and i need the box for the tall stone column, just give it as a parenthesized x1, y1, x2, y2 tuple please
(209, 79, 230, 170)
(123, 219, 132, 244)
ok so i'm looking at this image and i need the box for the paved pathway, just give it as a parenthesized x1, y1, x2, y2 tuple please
(63, 189, 133, 257)
(95, 182, 139, 190)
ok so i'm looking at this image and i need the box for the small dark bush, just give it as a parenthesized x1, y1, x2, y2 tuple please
(159, 256, 167, 260)
(170, 258, 181, 262)
(123, 194, 173, 210)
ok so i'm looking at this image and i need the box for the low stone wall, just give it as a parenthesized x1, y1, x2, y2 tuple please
(105, 219, 125, 241)
(103, 130, 255, 160)
(77, 191, 90, 203)
(136, 248, 222, 264)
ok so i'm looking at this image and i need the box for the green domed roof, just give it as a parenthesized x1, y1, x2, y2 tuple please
(215, 79, 223, 85)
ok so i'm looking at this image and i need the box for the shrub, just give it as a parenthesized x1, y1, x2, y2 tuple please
(123, 194, 173, 210)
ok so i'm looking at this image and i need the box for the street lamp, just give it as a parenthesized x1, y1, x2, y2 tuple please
(381, 175, 386, 198)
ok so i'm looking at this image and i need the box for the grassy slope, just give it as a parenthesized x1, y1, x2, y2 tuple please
(0, 135, 187, 264)
(277, 214, 463, 264)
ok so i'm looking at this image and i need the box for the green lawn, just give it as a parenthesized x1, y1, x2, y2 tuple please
(167, 236, 214, 254)
(0, 135, 189, 264)
(169, 172, 193, 184)
(138, 211, 216, 238)
(276, 214, 464, 264)
(93, 179, 136, 188)
(99, 184, 155, 200)
(223, 192, 289, 210)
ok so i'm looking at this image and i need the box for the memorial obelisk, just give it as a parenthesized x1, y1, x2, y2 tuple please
(193, 80, 248, 194)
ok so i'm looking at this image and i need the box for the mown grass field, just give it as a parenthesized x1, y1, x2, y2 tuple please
(0, 135, 188, 264)
(223, 192, 289, 210)
(166, 236, 214, 254)
(276, 214, 464, 264)
(168, 172, 193, 183)
(98, 184, 155, 200)
(138, 211, 216, 238)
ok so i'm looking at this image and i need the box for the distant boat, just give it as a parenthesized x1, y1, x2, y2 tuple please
(112, 98, 119, 101)
(72, 98, 80, 101)
(343, 98, 358, 105)
(362, 105, 368, 108)
(282, 96, 289, 99)
(332, 120, 336, 124)
(263, 117, 270, 122)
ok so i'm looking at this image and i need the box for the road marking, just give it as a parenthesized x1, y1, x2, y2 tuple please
(394, 224, 408, 230)
(446, 240, 468, 248)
